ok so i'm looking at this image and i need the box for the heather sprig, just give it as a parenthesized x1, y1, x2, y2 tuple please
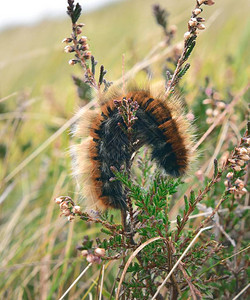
(165, 0, 215, 95)
(63, 0, 112, 93)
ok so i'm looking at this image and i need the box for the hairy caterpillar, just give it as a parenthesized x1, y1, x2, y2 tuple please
(71, 85, 194, 211)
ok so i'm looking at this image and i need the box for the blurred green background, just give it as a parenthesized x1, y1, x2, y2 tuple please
(0, 0, 249, 298)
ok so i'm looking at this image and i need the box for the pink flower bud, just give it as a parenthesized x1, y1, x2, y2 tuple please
(94, 248, 106, 257)
(184, 31, 191, 40)
(81, 250, 89, 257)
(55, 197, 63, 204)
(72, 205, 81, 214)
(193, 8, 202, 16)
(197, 23, 206, 30)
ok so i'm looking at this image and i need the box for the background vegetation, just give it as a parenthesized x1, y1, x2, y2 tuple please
(0, 0, 249, 299)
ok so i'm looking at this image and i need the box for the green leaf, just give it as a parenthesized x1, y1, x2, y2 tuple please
(72, 75, 92, 101)
(184, 195, 189, 213)
(72, 3, 82, 24)
(189, 190, 195, 206)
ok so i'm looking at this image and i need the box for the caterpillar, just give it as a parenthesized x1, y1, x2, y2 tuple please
(71, 85, 194, 211)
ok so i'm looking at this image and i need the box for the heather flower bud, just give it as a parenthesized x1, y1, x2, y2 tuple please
(197, 0, 205, 4)
(77, 23, 85, 27)
(78, 36, 88, 44)
(94, 248, 106, 257)
(226, 172, 234, 180)
(62, 38, 73, 43)
(72, 205, 81, 214)
(68, 215, 75, 222)
(63, 209, 71, 216)
(81, 250, 89, 257)
(64, 45, 75, 53)
(213, 109, 220, 117)
(189, 18, 198, 27)
(206, 117, 214, 124)
(238, 147, 247, 155)
(55, 197, 63, 204)
(206, 108, 213, 116)
(184, 31, 191, 40)
(169, 25, 177, 35)
(228, 159, 236, 164)
(233, 165, 241, 172)
(80, 44, 89, 51)
(197, 23, 206, 30)
(240, 154, 249, 161)
(235, 179, 244, 190)
(60, 201, 69, 210)
(84, 51, 91, 59)
(203, 98, 212, 104)
(193, 8, 202, 15)
(68, 59, 78, 65)
(76, 27, 82, 34)
(217, 101, 226, 109)
(236, 160, 245, 167)
(204, 0, 215, 5)
(87, 254, 101, 264)
(197, 17, 205, 22)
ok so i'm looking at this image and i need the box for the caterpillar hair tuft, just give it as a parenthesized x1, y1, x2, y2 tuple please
(71, 85, 195, 211)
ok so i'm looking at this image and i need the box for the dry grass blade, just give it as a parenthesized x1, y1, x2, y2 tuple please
(232, 283, 250, 300)
(192, 84, 249, 151)
(115, 236, 164, 300)
(2, 99, 96, 186)
(152, 226, 213, 300)
(58, 263, 92, 300)
(99, 264, 105, 300)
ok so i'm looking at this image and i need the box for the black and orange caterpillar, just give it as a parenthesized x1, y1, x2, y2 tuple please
(71, 85, 194, 211)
